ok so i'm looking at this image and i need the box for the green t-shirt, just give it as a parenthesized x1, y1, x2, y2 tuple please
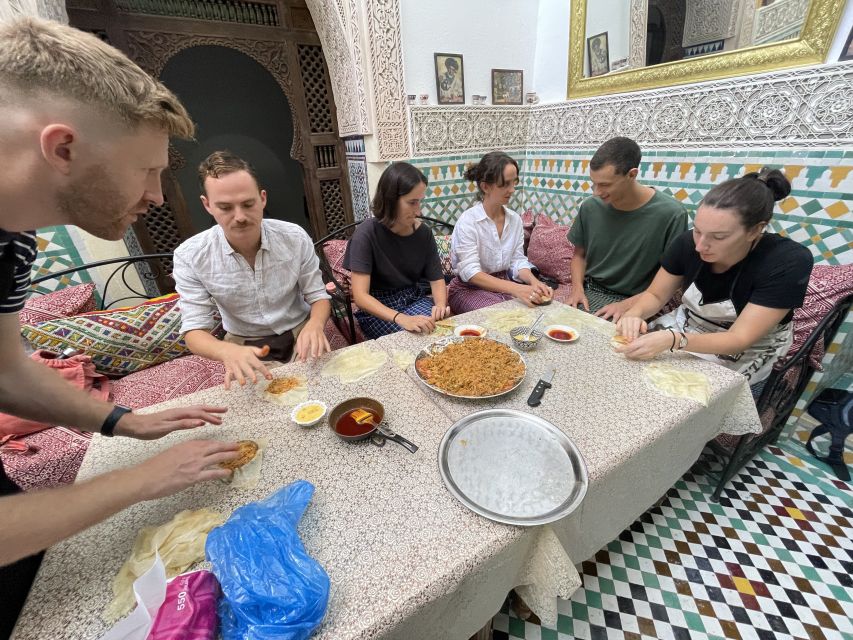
(568, 190, 688, 295)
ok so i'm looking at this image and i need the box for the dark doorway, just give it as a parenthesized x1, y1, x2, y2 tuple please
(160, 45, 308, 233)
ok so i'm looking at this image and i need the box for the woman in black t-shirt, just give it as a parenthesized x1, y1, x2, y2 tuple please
(343, 162, 450, 339)
(615, 169, 813, 384)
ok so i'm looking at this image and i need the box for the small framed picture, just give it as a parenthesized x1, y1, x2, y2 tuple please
(841, 24, 853, 61)
(434, 53, 465, 104)
(491, 69, 523, 105)
(587, 31, 610, 77)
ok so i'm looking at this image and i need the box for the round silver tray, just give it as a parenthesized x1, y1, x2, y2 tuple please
(413, 336, 526, 400)
(438, 409, 588, 526)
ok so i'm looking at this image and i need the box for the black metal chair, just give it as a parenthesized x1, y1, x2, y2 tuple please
(706, 292, 853, 501)
(30, 253, 173, 310)
(313, 216, 455, 345)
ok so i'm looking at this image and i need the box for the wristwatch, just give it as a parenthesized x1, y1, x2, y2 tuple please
(676, 333, 689, 351)
(101, 405, 132, 437)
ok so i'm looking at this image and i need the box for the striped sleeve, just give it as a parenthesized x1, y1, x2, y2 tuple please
(0, 231, 38, 314)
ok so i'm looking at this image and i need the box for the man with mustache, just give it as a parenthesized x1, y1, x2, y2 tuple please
(172, 151, 331, 389)
(0, 18, 239, 636)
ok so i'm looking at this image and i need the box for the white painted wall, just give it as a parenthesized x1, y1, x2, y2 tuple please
(399, 0, 540, 104)
(583, 0, 630, 75)
(532, 0, 572, 102)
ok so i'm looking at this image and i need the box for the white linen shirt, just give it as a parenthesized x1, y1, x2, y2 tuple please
(173, 219, 330, 337)
(450, 203, 535, 282)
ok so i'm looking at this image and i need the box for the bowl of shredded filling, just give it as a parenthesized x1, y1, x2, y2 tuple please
(414, 337, 526, 399)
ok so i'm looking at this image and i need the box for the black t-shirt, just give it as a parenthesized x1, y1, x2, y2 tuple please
(343, 217, 443, 291)
(660, 230, 813, 324)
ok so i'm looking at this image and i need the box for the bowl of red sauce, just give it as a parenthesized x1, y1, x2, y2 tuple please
(544, 324, 578, 343)
(454, 324, 487, 338)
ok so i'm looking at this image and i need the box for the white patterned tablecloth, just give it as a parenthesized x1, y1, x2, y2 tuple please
(13, 301, 760, 639)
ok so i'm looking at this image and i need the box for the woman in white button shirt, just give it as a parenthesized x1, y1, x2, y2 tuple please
(448, 152, 553, 313)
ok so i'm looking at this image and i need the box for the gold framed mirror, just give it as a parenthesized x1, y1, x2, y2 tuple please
(567, 0, 846, 99)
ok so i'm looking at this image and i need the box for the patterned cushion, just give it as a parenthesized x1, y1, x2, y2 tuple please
(112, 354, 224, 409)
(322, 240, 352, 294)
(527, 214, 575, 284)
(435, 234, 453, 277)
(19, 283, 97, 325)
(787, 264, 853, 370)
(21, 293, 188, 377)
(0, 427, 92, 491)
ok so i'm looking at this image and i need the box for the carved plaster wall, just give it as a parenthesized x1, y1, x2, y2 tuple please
(364, 0, 410, 159)
(305, 0, 410, 160)
(0, 0, 67, 23)
(627, 0, 649, 69)
(410, 62, 853, 156)
(753, 0, 810, 45)
(682, 0, 740, 47)
(304, 0, 370, 137)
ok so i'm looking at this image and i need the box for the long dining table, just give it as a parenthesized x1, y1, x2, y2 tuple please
(12, 300, 761, 640)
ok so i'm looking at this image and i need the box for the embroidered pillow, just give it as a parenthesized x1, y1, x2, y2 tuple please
(527, 214, 575, 284)
(21, 293, 187, 377)
(435, 234, 453, 278)
(787, 264, 853, 370)
(19, 283, 97, 326)
(321, 240, 352, 294)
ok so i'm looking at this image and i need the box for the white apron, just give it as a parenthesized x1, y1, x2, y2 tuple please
(652, 261, 792, 383)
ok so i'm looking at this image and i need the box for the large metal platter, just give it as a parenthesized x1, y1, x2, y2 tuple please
(413, 336, 527, 400)
(438, 409, 588, 526)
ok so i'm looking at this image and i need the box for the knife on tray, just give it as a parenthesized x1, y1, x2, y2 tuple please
(527, 367, 556, 407)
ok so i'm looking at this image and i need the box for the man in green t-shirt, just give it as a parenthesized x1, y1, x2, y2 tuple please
(567, 137, 688, 319)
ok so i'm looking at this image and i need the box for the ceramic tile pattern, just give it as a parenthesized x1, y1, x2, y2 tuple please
(29, 226, 91, 295)
(492, 424, 853, 640)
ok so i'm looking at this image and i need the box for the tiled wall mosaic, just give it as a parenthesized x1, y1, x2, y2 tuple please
(29, 226, 91, 295)
(409, 148, 853, 267)
(344, 135, 371, 221)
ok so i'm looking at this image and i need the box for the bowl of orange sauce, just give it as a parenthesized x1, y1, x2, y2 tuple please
(453, 324, 487, 338)
(544, 324, 578, 343)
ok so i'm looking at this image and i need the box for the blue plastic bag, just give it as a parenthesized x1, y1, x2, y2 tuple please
(206, 480, 330, 640)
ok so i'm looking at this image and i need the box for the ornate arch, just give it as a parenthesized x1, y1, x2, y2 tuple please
(124, 31, 305, 162)
(304, 0, 411, 160)
(303, 0, 370, 137)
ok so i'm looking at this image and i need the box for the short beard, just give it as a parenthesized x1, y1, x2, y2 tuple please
(57, 164, 134, 241)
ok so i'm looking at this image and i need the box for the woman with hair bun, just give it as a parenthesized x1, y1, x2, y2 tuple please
(448, 151, 552, 313)
(615, 168, 814, 388)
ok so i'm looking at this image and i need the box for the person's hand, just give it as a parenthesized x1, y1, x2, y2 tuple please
(133, 440, 241, 500)
(566, 286, 589, 311)
(432, 305, 451, 321)
(529, 279, 553, 301)
(114, 405, 228, 440)
(596, 299, 631, 322)
(514, 284, 548, 308)
(617, 330, 672, 360)
(615, 316, 648, 341)
(396, 314, 436, 334)
(294, 320, 331, 362)
(220, 342, 272, 390)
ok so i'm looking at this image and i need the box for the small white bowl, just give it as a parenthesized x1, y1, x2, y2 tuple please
(544, 324, 579, 343)
(290, 401, 327, 427)
(454, 324, 488, 338)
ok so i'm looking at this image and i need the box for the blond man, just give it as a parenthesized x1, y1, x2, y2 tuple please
(0, 18, 239, 632)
